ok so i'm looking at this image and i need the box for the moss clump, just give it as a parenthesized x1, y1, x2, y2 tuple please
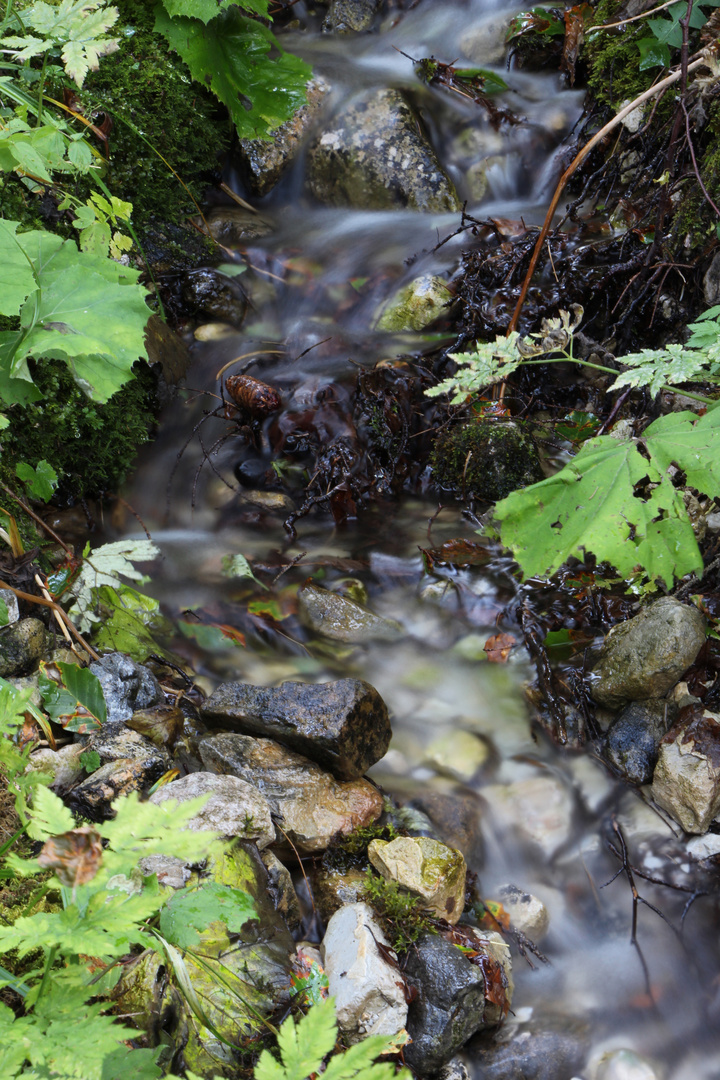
(430, 419, 542, 503)
(323, 822, 398, 873)
(585, 1, 653, 108)
(364, 867, 435, 955)
(3, 359, 157, 502)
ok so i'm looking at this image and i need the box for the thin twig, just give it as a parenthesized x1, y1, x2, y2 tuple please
(0, 483, 73, 555)
(681, 98, 720, 216)
(0, 579, 99, 660)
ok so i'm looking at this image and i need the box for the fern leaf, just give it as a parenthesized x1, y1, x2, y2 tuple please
(274, 995, 338, 1080)
(26, 785, 75, 841)
(321, 1035, 400, 1080)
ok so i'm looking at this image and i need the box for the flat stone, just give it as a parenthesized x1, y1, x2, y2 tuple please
(494, 884, 549, 941)
(482, 775, 574, 857)
(590, 599, 706, 708)
(306, 88, 460, 213)
(88, 653, 163, 724)
(200, 677, 391, 781)
(367, 835, 466, 924)
(376, 275, 454, 332)
(199, 732, 383, 854)
(149, 772, 275, 848)
(66, 758, 168, 822)
(604, 700, 676, 785)
(652, 706, 720, 833)
(298, 583, 403, 644)
(83, 724, 172, 770)
(321, 902, 408, 1042)
(424, 730, 490, 783)
(0, 618, 51, 677)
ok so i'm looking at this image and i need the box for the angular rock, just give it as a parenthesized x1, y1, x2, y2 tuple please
(652, 706, 720, 833)
(403, 931, 510, 1074)
(306, 89, 460, 213)
(323, 0, 381, 33)
(407, 790, 484, 863)
(238, 77, 330, 197)
(298, 583, 403, 645)
(262, 849, 302, 928)
(590, 598, 706, 708)
(481, 775, 573, 857)
(66, 758, 167, 822)
(200, 677, 391, 781)
(88, 653, 163, 724)
(604, 699, 676, 785)
(376, 274, 454, 332)
(367, 835, 466, 924)
(83, 724, 172, 770)
(149, 772, 276, 848)
(321, 902, 408, 1042)
(27, 742, 86, 795)
(0, 618, 51, 677)
(199, 732, 383, 854)
(181, 267, 248, 325)
(494, 884, 549, 941)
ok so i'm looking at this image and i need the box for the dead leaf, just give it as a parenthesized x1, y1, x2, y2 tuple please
(484, 632, 517, 662)
(38, 827, 103, 887)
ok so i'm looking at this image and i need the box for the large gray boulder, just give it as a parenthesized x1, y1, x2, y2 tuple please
(590, 599, 706, 709)
(306, 88, 460, 213)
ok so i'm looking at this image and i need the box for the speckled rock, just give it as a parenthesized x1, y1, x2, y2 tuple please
(652, 706, 720, 833)
(181, 267, 248, 325)
(376, 274, 454, 332)
(82, 724, 172, 770)
(469, 1016, 589, 1080)
(88, 653, 162, 724)
(306, 88, 460, 212)
(0, 589, 19, 625)
(494, 884, 549, 940)
(27, 742, 86, 795)
(138, 854, 192, 889)
(298, 583, 403, 645)
(590, 598, 706, 708)
(323, 0, 381, 33)
(200, 677, 391, 781)
(604, 700, 676, 785)
(321, 902, 408, 1042)
(0, 618, 51, 677)
(66, 758, 167, 822)
(199, 732, 383, 854)
(310, 863, 368, 922)
(367, 835, 467, 924)
(238, 77, 330, 196)
(149, 771, 276, 848)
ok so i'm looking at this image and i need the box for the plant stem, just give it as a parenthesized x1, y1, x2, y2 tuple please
(36, 944, 58, 1004)
(519, 356, 717, 405)
(36, 50, 49, 126)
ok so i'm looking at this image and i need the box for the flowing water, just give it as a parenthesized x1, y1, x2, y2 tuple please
(118, 2, 720, 1076)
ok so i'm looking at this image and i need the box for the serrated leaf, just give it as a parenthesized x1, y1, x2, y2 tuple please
(26, 785, 75, 841)
(38, 660, 107, 732)
(426, 333, 521, 404)
(96, 791, 216, 880)
(609, 343, 717, 396)
(159, 882, 257, 948)
(24, 0, 120, 87)
(161, 0, 268, 22)
(67, 538, 160, 631)
(154, 6, 311, 139)
(15, 459, 58, 502)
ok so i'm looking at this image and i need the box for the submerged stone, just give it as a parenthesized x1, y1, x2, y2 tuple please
(430, 420, 543, 502)
(323, 0, 382, 33)
(181, 267, 248, 325)
(0, 618, 51, 677)
(367, 835, 467, 924)
(298, 583, 404, 644)
(376, 275, 454, 332)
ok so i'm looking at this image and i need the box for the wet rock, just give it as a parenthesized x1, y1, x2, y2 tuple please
(66, 758, 167, 822)
(403, 931, 510, 1074)
(424, 730, 491, 783)
(604, 700, 676, 785)
(199, 732, 383, 854)
(321, 901, 408, 1042)
(0, 618, 51, 677)
(82, 724, 172, 771)
(149, 772, 276, 848)
(494, 884, 549, 940)
(298, 583, 403, 645)
(306, 88, 460, 213)
(704, 250, 720, 306)
(652, 706, 720, 833)
(459, 15, 513, 65)
(430, 420, 543, 502)
(469, 1019, 589, 1080)
(261, 850, 302, 928)
(367, 835, 467, 924)
(590, 598, 706, 709)
(376, 275, 454, 332)
(88, 653, 163, 724)
(482, 775, 573, 857)
(0, 588, 19, 625)
(126, 705, 185, 749)
(27, 742, 86, 795)
(323, 0, 381, 33)
(311, 863, 368, 922)
(439, 1061, 470, 1080)
(138, 854, 191, 889)
(594, 1049, 659, 1080)
(200, 677, 392, 781)
(202, 207, 274, 245)
(181, 267, 248, 325)
(238, 77, 330, 196)
(407, 790, 484, 863)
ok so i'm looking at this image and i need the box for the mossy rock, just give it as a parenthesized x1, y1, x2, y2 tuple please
(430, 419, 542, 502)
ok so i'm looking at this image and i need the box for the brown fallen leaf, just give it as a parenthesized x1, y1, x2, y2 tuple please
(484, 632, 517, 662)
(38, 827, 103, 887)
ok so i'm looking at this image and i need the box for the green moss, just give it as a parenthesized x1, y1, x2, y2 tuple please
(363, 867, 435, 956)
(669, 99, 720, 255)
(322, 822, 398, 873)
(585, 1, 653, 108)
(2, 358, 157, 502)
(430, 419, 542, 503)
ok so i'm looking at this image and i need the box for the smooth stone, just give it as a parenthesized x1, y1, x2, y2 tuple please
(403, 930, 510, 1074)
(199, 732, 383, 854)
(321, 902, 408, 1042)
(459, 15, 513, 65)
(407, 790, 485, 863)
(482, 776, 573, 858)
(26, 742, 86, 795)
(424, 730, 490, 783)
(367, 835, 467, 924)
(149, 772, 275, 848)
(181, 267, 248, 325)
(261, 850, 302, 929)
(594, 1049, 659, 1080)
(604, 700, 676, 785)
(202, 207, 274, 245)
(652, 707, 720, 833)
(238, 77, 330, 196)
(66, 758, 168, 822)
(193, 322, 237, 342)
(323, 0, 381, 33)
(0, 618, 51, 677)
(88, 653, 163, 724)
(590, 598, 706, 708)
(310, 864, 368, 922)
(200, 677, 392, 781)
(298, 583, 404, 644)
(306, 88, 460, 213)
(494, 884, 549, 941)
(376, 275, 454, 332)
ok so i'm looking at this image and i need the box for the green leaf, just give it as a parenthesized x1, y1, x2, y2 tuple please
(258, 996, 338, 1080)
(0, 220, 38, 317)
(161, 0, 268, 22)
(637, 35, 671, 69)
(91, 584, 174, 662)
(495, 409, 720, 587)
(15, 459, 58, 502)
(0, 599, 8, 628)
(24, 0, 120, 87)
(67, 539, 160, 632)
(609, 343, 717, 397)
(96, 791, 216, 880)
(80, 749, 102, 773)
(38, 660, 107, 732)
(425, 332, 522, 404)
(159, 882, 257, 948)
(221, 552, 266, 585)
(25, 785, 75, 842)
(154, 6, 311, 139)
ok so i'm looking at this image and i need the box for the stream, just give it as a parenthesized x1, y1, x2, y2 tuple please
(117, 2, 720, 1077)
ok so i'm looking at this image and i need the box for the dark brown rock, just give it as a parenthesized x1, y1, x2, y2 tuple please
(66, 758, 167, 821)
(200, 678, 391, 780)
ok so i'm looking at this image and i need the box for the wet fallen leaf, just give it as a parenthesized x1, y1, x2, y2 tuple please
(127, 705, 185, 748)
(561, 4, 593, 86)
(484, 632, 516, 662)
(477, 899, 511, 931)
(38, 826, 103, 887)
(423, 538, 493, 569)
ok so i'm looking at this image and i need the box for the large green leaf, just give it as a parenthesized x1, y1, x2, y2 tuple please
(154, 6, 311, 139)
(159, 882, 257, 948)
(495, 409, 720, 587)
(0, 220, 38, 317)
(160, 0, 268, 23)
(38, 660, 108, 733)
